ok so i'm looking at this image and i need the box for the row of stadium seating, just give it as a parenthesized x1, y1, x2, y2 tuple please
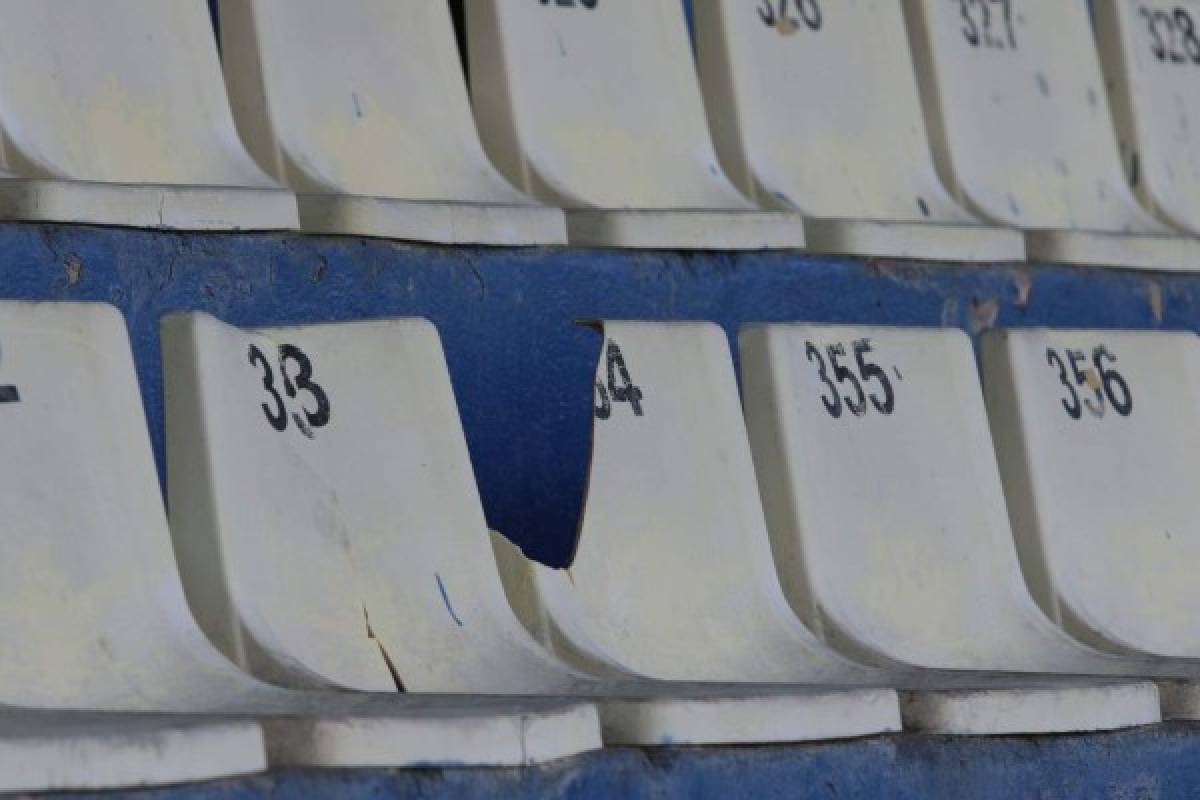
(0, 1, 1195, 267)
(0, 300, 1198, 791)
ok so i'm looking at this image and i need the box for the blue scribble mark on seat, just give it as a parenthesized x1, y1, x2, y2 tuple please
(436, 573, 464, 627)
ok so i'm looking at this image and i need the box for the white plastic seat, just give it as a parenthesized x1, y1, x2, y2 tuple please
(982, 328, 1200, 717)
(494, 320, 1158, 734)
(0, 0, 296, 230)
(466, 0, 807, 249)
(162, 311, 900, 746)
(0, 300, 598, 769)
(693, 0, 1024, 262)
(904, 0, 1200, 270)
(1094, 0, 1200, 235)
(217, 0, 564, 245)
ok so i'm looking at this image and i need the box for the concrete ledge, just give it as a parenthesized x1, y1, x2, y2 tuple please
(41, 723, 1200, 799)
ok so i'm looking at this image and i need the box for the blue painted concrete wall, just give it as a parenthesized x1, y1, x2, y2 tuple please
(4, 224, 1190, 568)
(51, 723, 1200, 799)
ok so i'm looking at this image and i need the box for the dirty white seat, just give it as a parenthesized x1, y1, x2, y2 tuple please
(983, 328, 1200, 717)
(1094, 0, 1200, 235)
(904, 0, 1200, 270)
(0, 0, 296, 230)
(693, 0, 1023, 262)
(493, 321, 1157, 734)
(217, 0, 564, 245)
(0, 300, 598, 768)
(162, 311, 899, 746)
(466, 0, 807, 249)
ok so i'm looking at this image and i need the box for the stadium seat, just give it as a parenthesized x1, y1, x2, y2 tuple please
(466, 0, 808, 249)
(0, 300, 599, 768)
(217, 0, 565, 245)
(493, 320, 1159, 734)
(904, 0, 1200, 269)
(1094, 0, 1200, 235)
(740, 324, 1140, 670)
(983, 328, 1200, 717)
(162, 311, 901, 746)
(693, 0, 1024, 261)
(0, 0, 296, 230)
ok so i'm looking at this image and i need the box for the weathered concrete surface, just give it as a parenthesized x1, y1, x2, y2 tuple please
(41, 723, 1200, 799)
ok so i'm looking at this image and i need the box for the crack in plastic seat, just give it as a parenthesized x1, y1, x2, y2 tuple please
(496, 321, 1158, 734)
(0, 300, 597, 769)
(162, 311, 901, 746)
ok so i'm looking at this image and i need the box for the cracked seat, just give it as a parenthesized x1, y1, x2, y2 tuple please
(162, 312, 903, 746)
(0, 0, 296, 230)
(495, 320, 1158, 735)
(0, 300, 598, 769)
(692, 0, 1023, 262)
(217, 0, 564, 245)
(903, 0, 1200, 270)
(466, 0, 807, 249)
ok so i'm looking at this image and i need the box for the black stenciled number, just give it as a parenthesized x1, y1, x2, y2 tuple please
(806, 341, 842, 418)
(758, 0, 821, 31)
(958, 0, 981, 46)
(1067, 349, 1106, 418)
(1141, 6, 1200, 63)
(279, 344, 332, 434)
(248, 344, 287, 432)
(1142, 7, 1168, 60)
(1046, 345, 1133, 420)
(998, 0, 1016, 48)
(807, 338, 899, 419)
(248, 343, 332, 436)
(0, 345, 19, 405)
(828, 343, 867, 417)
(540, 0, 597, 8)
(958, 0, 1016, 49)
(1178, 7, 1200, 61)
(593, 380, 612, 420)
(1094, 346, 1133, 417)
(593, 340, 644, 420)
(854, 339, 895, 415)
(1046, 348, 1081, 420)
(1164, 9, 1187, 62)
